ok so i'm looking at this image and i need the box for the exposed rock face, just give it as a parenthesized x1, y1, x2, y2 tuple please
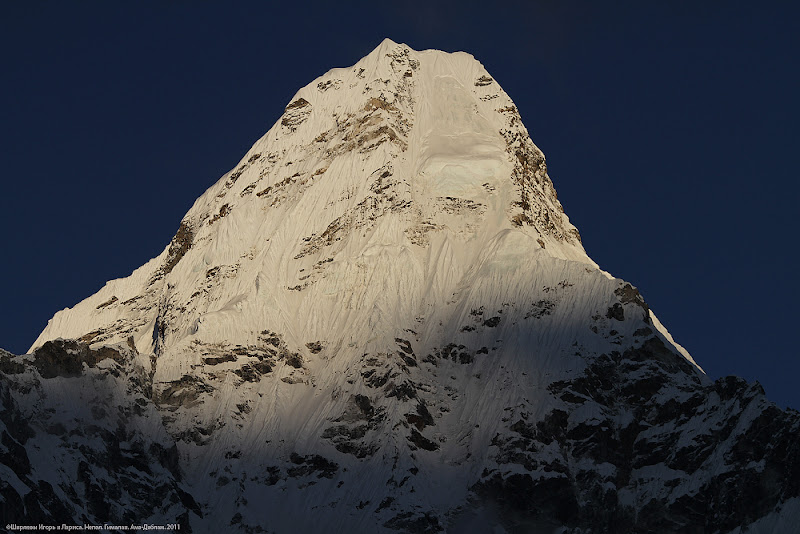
(30, 338, 125, 378)
(473, 344, 800, 533)
(0, 341, 200, 528)
(159, 220, 194, 279)
(4, 39, 799, 532)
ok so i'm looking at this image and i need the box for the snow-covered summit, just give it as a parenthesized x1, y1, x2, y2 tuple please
(11, 41, 795, 534)
(30, 38, 599, 363)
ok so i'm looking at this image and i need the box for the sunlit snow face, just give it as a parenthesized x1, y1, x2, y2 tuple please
(414, 75, 508, 202)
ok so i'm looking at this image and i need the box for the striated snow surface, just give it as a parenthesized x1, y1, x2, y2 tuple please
(3, 39, 798, 533)
(31, 39, 596, 358)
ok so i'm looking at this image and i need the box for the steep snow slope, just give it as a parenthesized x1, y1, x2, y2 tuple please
(30, 39, 591, 355)
(3, 40, 796, 533)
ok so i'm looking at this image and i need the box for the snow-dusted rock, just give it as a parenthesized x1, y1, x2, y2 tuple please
(3, 39, 798, 533)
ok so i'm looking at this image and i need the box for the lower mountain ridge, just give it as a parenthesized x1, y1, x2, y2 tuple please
(3, 39, 799, 533)
(3, 278, 800, 533)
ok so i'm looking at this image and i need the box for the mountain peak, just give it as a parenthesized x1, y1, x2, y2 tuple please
(374, 36, 404, 54)
(31, 41, 592, 356)
(6, 42, 799, 534)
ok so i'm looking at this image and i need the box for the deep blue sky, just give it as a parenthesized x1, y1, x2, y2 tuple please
(2, 2, 798, 407)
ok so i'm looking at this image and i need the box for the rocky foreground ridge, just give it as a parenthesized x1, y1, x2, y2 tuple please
(3, 39, 799, 533)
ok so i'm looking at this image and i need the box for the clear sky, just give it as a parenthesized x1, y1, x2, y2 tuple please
(1, 2, 798, 407)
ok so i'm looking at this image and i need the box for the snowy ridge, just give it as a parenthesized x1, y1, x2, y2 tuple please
(3, 40, 799, 533)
